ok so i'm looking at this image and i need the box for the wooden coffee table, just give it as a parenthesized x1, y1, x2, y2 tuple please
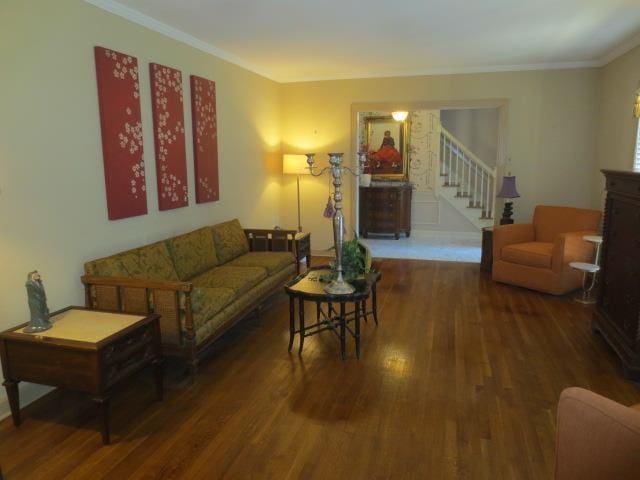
(0, 306, 163, 444)
(284, 267, 381, 359)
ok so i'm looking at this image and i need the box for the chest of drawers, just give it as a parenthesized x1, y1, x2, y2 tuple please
(359, 185, 412, 239)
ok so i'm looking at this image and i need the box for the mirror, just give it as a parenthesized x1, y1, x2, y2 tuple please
(361, 114, 410, 180)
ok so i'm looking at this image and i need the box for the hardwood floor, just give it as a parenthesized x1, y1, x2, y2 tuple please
(1, 259, 638, 479)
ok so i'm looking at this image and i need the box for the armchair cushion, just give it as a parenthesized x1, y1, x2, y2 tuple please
(501, 242, 554, 269)
(534, 205, 602, 243)
(493, 223, 535, 262)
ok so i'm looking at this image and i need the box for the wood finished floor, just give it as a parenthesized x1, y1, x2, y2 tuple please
(1, 259, 639, 479)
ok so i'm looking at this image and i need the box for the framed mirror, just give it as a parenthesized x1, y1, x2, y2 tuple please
(362, 115, 410, 180)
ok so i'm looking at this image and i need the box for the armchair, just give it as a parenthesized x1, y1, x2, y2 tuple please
(555, 387, 640, 479)
(492, 205, 601, 294)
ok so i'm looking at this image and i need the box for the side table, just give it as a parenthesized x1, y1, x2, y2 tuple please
(284, 267, 381, 359)
(295, 232, 311, 273)
(0, 306, 163, 444)
(481, 226, 494, 272)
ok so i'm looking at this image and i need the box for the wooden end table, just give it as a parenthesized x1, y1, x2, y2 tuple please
(284, 267, 381, 359)
(481, 226, 494, 272)
(294, 232, 311, 273)
(0, 306, 163, 444)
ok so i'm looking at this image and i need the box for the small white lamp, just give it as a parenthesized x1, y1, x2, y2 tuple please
(283, 154, 309, 232)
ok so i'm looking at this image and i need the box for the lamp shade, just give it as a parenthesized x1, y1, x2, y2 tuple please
(283, 154, 309, 175)
(497, 176, 520, 199)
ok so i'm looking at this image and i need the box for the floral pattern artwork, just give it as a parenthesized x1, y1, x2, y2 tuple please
(190, 75, 219, 203)
(150, 63, 188, 210)
(94, 46, 147, 220)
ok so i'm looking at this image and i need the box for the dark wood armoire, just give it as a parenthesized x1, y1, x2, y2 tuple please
(593, 169, 640, 379)
(359, 184, 412, 239)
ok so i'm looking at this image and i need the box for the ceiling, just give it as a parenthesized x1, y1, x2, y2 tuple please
(91, 0, 640, 82)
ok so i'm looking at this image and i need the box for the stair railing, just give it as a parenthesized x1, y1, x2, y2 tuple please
(440, 128, 497, 219)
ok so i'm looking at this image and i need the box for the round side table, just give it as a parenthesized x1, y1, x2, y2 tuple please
(570, 235, 603, 304)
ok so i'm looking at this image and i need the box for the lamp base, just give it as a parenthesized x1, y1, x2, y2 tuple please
(500, 201, 514, 225)
(324, 278, 356, 295)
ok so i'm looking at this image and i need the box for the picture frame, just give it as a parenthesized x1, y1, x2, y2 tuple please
(363, 115, 410, 180)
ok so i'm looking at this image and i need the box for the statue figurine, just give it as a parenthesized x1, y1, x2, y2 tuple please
(24, 270, 52, 333)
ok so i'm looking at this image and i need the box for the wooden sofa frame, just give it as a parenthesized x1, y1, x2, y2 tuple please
(81, 229, 300, 377)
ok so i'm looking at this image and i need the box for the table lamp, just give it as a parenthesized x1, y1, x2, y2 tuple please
(283, 154, 309, 232)
(496, 175, 520, 225)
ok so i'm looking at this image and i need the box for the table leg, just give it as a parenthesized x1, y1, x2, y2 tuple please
(340, 302, 346, 360)
(361, 299, 368, 323)
(93, 395, 111, 445)
(3, 380, 21, 426)
(298, 298, 305, 354)
(372, 283, 379, 325)
(288, 296, 295, 352)
(316, 302, 321, 322)
(153, 357, 164, 401)
(355, 301, 361, 359)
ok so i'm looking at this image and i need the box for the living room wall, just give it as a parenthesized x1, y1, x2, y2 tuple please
(594, 44, 640, 207)
(0, 0, 282, 416)
(281, 69, 600, 249)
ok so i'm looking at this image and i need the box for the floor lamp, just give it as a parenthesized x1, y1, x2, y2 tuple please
(283, 154, 309, 232)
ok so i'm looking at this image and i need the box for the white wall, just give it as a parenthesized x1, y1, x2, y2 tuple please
(594, 44, 640, 207)
(0, 0, 282, 417)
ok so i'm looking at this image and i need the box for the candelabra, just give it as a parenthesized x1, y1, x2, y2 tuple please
(305, 152, 368, 294)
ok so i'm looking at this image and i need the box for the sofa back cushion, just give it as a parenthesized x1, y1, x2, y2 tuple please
(166, 227, 219, 280)
(533, 205, 601, 243)
(129, 241, 179, 281)
(210, 219, 249, 264)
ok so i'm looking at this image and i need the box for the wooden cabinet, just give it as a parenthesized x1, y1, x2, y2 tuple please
(359, 185, 412, 239)
(593, 170, 640, 380)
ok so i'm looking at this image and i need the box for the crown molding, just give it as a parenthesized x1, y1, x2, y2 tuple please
(598, 30, 640, 66)
(84, 0, 640, 84)
(278, 60, 603, 83)
(83, 0, 278, 81)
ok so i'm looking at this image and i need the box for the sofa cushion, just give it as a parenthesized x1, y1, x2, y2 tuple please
(87, 255, 129, 277)
(501, 242, 554, 269)
(190, 265, 267, 295)
(166, 228, 219, 280)
(128, 242, 179, 281)
(210, 219, 249, 264)
(226, 251, 295, 275)
(189, 286, 235, 330)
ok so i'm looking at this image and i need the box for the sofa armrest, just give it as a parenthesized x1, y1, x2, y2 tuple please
(244, 228, 297, 253)
(81, 275, 194, 347)
(555, 387, 640, 480)
(493, 223, 535, 262)
(551, 230, 596, 273)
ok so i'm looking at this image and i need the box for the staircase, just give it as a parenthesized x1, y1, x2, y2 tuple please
(437, 128, 496, 229)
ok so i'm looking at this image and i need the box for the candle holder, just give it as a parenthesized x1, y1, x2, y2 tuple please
(306, 152, 368, 295)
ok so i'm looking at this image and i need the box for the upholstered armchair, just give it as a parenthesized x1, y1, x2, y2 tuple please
(492, 205, 601, 295)
(555, 387, 640, 479)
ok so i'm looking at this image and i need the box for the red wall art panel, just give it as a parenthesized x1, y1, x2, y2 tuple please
(150, 63, 188, 210)
(190, 75, 219, 203)
(94, 46, 147, 220)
